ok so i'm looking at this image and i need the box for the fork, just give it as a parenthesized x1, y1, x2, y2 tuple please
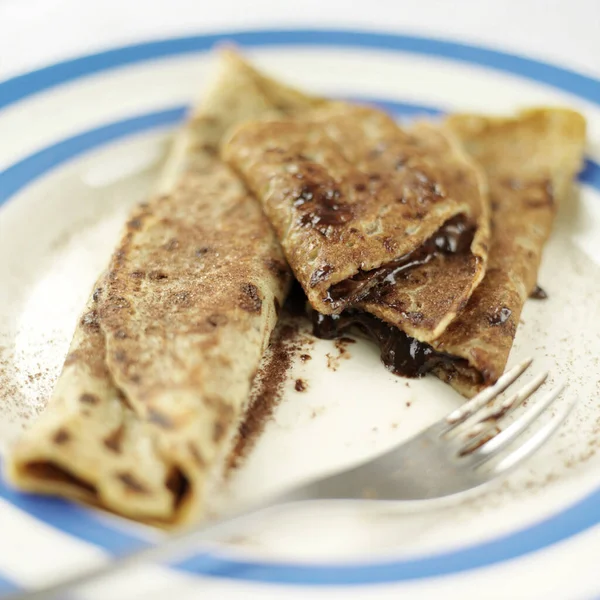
(8, 358, 575, 600)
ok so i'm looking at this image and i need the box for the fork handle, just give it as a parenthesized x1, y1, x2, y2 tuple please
(5, 482, 321, 600)
(5, 502, 274, 599)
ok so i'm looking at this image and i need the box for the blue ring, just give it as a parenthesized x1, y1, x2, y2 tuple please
(0, 30, 599, 588)
(0, 29, 598, 111)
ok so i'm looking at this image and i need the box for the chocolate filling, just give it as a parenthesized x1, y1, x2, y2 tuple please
(325, 215, 475, 305)
(312, 310, 470, 379)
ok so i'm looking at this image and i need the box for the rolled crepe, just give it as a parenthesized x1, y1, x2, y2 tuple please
(223, 103, 490, 344)
(7, 50, 322, 525)
(430, 108, 586, 396)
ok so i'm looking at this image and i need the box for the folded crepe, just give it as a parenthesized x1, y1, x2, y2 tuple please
(7, 50, 323, 525)
(302, 108, 585, 395)
(429, 108, 586, 396)
(223, 103, 490, 343)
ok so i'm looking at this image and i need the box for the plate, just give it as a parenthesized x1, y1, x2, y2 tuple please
(1, 29, 600, 600)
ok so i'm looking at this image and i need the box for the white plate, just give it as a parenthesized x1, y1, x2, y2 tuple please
(1, 30, 600, 600)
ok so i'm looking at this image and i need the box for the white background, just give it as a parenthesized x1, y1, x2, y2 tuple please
(0, 0, 599, 82)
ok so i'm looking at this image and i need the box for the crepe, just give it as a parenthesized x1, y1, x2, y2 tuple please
(319, 108, 586, 394)
(429, 108, 586, 396)
(355, 120, 490, 341)
(223, 103, 490, 342)
(6, 50, 321, 525)
(241, 106, 584, 395)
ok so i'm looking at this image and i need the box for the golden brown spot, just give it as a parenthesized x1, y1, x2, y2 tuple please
(148, 270, 168, 281)
(80, 311, 100, 330)
(170, 290, 192, 307)
(405, 311, 425, 324)
(264, 258, 289, 281)
(79, 393, 99, 405)
(207, 314, 228, 327)
(117, 472, 148, 494)
(382, 236, 396, 253)
(187, 442, 206, 468)
(213, 421, 226, 442)
(199, 143, 218, 155)
(64, 352, 80, 366)
(53, 429, 71, 445)
(164, 238, 179, 251)
(114, 351, 126, 362)
(147, 408, 175, 428)
(127, 217, 143, 230)
(104, 296, 131, 313)
(195, 246, 210, 257)
(239, 283, 262, 314)
(103, 425, 125, 453)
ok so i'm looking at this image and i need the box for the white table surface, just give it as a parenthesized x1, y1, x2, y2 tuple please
(0, 0, 598, 83)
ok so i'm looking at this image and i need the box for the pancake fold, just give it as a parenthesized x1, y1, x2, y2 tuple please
(7, 50, 322, 525)
(224, 103, 490, 343)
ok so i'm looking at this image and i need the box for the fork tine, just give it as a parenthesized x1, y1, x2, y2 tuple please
(443, 358, 533, 433)
(489, 393, 577, 475)
(458, 371, 548, 448)
(461, 382, 565, 465)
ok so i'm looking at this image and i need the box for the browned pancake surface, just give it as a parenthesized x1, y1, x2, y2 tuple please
(432, 108, 586, 396)
(357, 121, 490, 341)
(224, 104, 488, 342)
(7, 50, 322, 525)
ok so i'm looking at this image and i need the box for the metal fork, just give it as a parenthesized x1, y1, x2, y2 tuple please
(8, 358, 575, 600)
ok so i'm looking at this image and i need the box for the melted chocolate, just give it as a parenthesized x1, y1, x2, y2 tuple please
(295, 182, 353, 232)
(530, 284, 548, 300)
(312, 311, 465, 378)
(325, 215, 475, 305)
(488, 306, 512, 326)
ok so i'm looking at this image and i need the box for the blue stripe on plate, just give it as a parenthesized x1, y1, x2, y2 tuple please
(0, 99, 437, 204)
(0, 99, 597, 205)
(0, 98, 600, 587)
(0, 577, 18, 595)
(0, 30, 599, 112)
(0, 470, 144, 556)
(0, 108, 186, 205)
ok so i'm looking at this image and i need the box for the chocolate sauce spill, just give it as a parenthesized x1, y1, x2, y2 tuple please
(312, 311, 466, 378)
(325, 215, 475, 305)
(530, 284, 548, 300)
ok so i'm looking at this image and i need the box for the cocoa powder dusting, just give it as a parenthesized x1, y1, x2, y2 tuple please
(0, 343, 55, 435)
(227, 315, 310, 471)
(326, 336, 355, 371)
(295, 379, 307, 392)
